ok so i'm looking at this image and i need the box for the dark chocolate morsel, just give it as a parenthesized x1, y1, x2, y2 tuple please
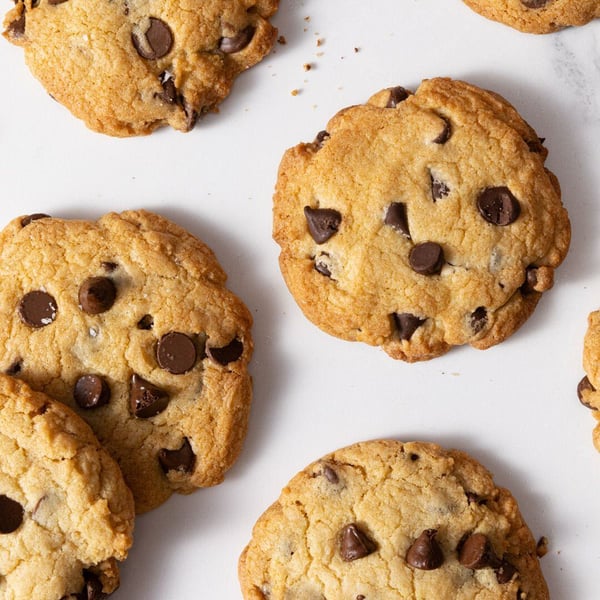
(0, 495, 24, 534)
(432, 116, 451, 144)
(79, 277, 116, 314)
(465, 491, 487, 505)
(158, 438, 196, 473)
(304, 206, 342, 244)
(314, 253, 332, 278)
(386, 86, 410, 108)
(458, 533, 499, 570)
(313, 130, 330, 148)
(392, 313, 425, 341)
(130, 374, 169, 418)
(384, 202, 411, 238)
(207, 338, 243, 365)
(409, 242, 444, 275)
(520, 267, 539, 295)
(158, 72, 178, 104)
(74, 375, 110, 409)
(322, 464, 339, 483)
(137, 314, 154, 330)
(6, 360, 22, 375)
(477, 187, 521, 226)
(577, 375, 596, 408)
(21, 213, 50, 227)
(495, 560, 518, 584)
(339, 523, 377, 561)
(18, 291, 58, 328)
(405, 529, 444, 570)
(6, 12, 26, 38)
(48, 0, 69, 5)
(132, 17, 173, 60)
(219, 25, 255, 53)
(430, 174, 450, 201)
(156, 332, 197, 374)
(183, 98, 198, 131)
(521, 0, 548, 7)
(470, 307, 487, 334)
(101, 261, 118, 272)
(526, 137, 546, 153)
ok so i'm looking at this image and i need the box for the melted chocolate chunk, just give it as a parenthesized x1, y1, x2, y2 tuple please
(137, 314, 154, 330)
(313, 130, 330, 149)
(405, 529, 444, 570)
(339, 523, 377, 561)
(219, 26, 255, 53)
(384, 202, 411, 238)
(18, 291, 58, 328)
(304, 206, 342, 244)
(75, 571, 105, 600)
(101, 261, 118, 272)
(409, 242, 444, 275)
(386, 86, 410, 108)
(158, 438, 196, 473)
(130, 374, 169, 418)
(321, 463, 339, 483)
(132, 17, 173, 60)
(6, 12, 26, 38)
(314, 255, 332, 278)
(79, 277, 116, 314)
(432, 116, 452, 144)
(156, 332, 197, 374)
(20, 213, 50, 227)
(470, 307, 487, 334)
(74, 375, 110, 409)
(430, 173, 450, 201)
(458, 533, 498, 570)
(0, 495, 24, 533)
(477, 187, 521, 226)
(158, 72, 178, 104)
(495, 560, 517, 584)
(392, 312, 425, 341)
(208, 338, 243, 365)
(577, 375, 595, 408)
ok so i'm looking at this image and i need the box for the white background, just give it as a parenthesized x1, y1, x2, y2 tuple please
(1, 1, 600, 598)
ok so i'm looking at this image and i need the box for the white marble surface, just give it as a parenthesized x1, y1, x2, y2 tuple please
(1, 1, 600, 598)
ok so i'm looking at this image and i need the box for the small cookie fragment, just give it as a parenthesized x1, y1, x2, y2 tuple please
(578, 309, 600, 452)
(239, 440, 548, 599)
(0, 374, 134, 599)
(273, 77, 570, 361)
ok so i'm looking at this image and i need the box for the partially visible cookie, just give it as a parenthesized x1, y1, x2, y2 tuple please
(273, 78, 570, 362)
(0, 374, 134, 599)
(578, 309, 600, 452)
(3, 0, 278, 136)
(0, 210, 253, 512)
(239, 440, 549, 599)
(462, 0, 600, 33)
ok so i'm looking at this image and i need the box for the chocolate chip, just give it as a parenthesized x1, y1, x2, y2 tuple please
(6, 360, 22, 375)
(130, 374, 169, 418)
(409, 242, 444, 275)
(74, 375, 110, 409)
(18, 291, 57, 328)
(384, 203, 410, 238)
(207, 338, 243, 365)
(314, 252, 333, 278)
(0, 495, 24, 533)
(304, 206, 342, 244)
(356, 596, 365, 600)
(520, 0, 548, 7)
(313, 130, 330, 148)
(520, 267, 539, 295)
(465, 491, 487, 505)
(477, 187, 521, 226)
(405, 529, 444, 570)
(339, 523, 377, 561)
(158, 72, 177, 104)
(458, 533, 498, 569)
(526, 137, 546, 153)
(430, 173, 450, 201)
(409, 453, 419, 461)
(219, 25, 255, 53)
(432, 116, 451, 144)
(386, 86, 410, 108)
(392, 313, 425, 341)
(158, 438, 196, 473)
(183, 99, 198, 131)
(577, 376, 595, 408)
(78, 571, 104, 600)
(322, 464, 339, 483)
(132, 17, 173, 60)
(101, 261, 118, 272)
(20, 213, 50, 227)
(156, 332, 197, 374)
(495, 560, 517, 584)
(470, 307, 487, 334)
(48, 0, 69, 5)
(6, 12, 26, 38)
(137, 314, 154, 330)
(79, 277, 116, 315)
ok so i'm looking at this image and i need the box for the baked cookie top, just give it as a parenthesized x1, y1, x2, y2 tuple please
(578, 309, 600, 452)
(239, 440, 549, 600)
(0, 373, 134, 599)
(3, 0, 278, 136)
(0, 210, 253, 513)
(273, 78, 570, 362)
(462, 0, 600, 33)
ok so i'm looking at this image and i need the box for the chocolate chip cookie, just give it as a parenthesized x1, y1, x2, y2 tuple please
(0, 373, 134, 599)
(0, 210, 253, 512)
(239, 440, 549, 599)
(462, 0, 600, 33)
(3, 0, 278, 136)
(273, 78, 570, 362)
(577, 308, 600, 452)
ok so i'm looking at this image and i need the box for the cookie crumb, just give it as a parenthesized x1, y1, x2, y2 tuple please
(303, 63, 312, 71)
(316, 38, 324, 47)
(277, 35, 287, 45)
(291, 89, 300, 96)
(536, 536, 549, 558)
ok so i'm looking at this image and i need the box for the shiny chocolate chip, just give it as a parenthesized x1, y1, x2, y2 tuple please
(314, 256, 332, 277)
(470, 307, 487, 334)
(137, 314, 154, 330)
(406, 529, 444, 570)
(409, 242, 444, 275)
(458, 533, 498, 570)
(577, 376, 595, 408)
(520, 267, 539, 295)
(386, 86, 410, 108)
(158, 72, 177, 104)
(0, 495, 24, 533)
(208, 338, 243, 365)
(79, 277, 116, 315)
(21, 213, 50, 227)
(432, 116, 451, 144)
(74, 375, 110, 409)
(304, 206, 342, 244)
(430, 174, 450, 201)
(219, 26, 255, 53)
(339, 523, 377, 562)
(477, 187, 520, 226)
(132, 17, 173, 60)
(495, 560, 517, 584)
(392, 312, 425, 341)
(130, 374, 169, 418)
(158, 438, 196, 473)
(18, 291, 57, 328)
(156, 332, 197, 374)
(384, 202, 410, 238)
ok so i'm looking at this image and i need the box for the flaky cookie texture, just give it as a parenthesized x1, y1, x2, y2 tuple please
(273, 78, 570, 362)
(3, 0, 278, 136)
(0, 374, 134, 600)
(578, 309, 600, 452)
(462, 0, 600, 33)
(0, 210, 253, 513)
(239, 440, 548, 600)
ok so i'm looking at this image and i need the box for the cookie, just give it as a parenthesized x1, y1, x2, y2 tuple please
(0, 210, 253, 512)
(239, 440, 549, 599)
(3, 0, 278, 136)
(273, 78, 570, 362)
(577, 309, 600, 452)
(0, 373, 134, 599)
(462, 0, 600, 33)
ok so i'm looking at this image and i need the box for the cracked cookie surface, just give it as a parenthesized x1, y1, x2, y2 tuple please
(273, 78, 570, 362)
(0, 210, 253, 512)
(577, 309, 600, 453)
(462, 0, 600, 33)
(238, 440, 549, 599)
(0, 374, 134, 600)
(3, 0, 278, 136)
